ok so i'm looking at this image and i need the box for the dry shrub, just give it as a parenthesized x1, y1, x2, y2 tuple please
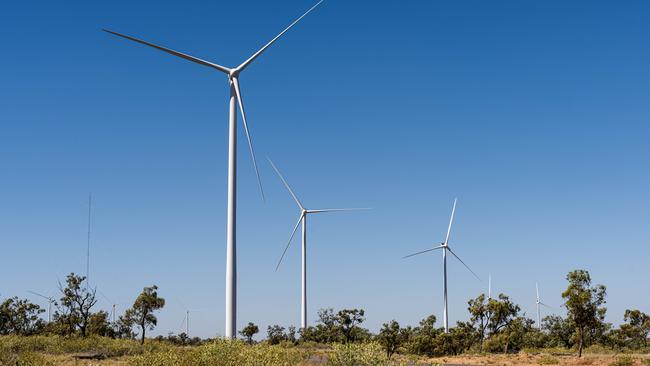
(538, 354, 559, 365)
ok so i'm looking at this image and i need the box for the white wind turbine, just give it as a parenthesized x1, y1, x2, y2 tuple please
(535, 282, 552, 329)
(403, 199, 481, 333)
(488, 274, 492, 299)
(104, 0, 324, 338)
(269, 158, 366, 329)
(28, 291, 54, 323)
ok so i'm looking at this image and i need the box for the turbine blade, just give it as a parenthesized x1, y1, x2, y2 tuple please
(536, 282, 539, 300)
(267, 157, 304, 209)
(28, 291, 49, 300)
(237, 0, 324, 71)
(447, 247, 481, 281)
(308, 208, 370, 213)
(275, 213, 304, 271)
(540, 302, 553, 309)
(403, 245, 444, 259)
(444, 198, 457, 246)
(232, 77, 264, 201)
(103, 29, 230, 74)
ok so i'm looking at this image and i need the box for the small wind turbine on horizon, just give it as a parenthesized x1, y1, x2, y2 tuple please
(488, 274, 492, 299)
(104, 0, 325, 338)
(269, 158, 368, 329)
(536, 282, 552, 329)
(28, 291, 54, 323)
(97, 289, 118, 323)
(403, 199, 481, 333)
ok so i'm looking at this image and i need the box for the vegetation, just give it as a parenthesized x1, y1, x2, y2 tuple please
(124, 285, 165, 344)
(0, 268, 648, 365)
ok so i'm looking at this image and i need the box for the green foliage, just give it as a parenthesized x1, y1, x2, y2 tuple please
(87, 310, 113, 337)
(542, 315, 574, 348)
(620, 309, 650, 349)
(54, 273, 98, 337)
(337, 309, 366, 344)
(267, 325, 287, 345)
(404, 314, 439, 356)
(467, 293, 522, 351)
(328, 342, 388, 366)
(0, 334, 169, 357)
(0, 297, 45, 335)
(300, 308, 371, 344)
(376, 320, 408, 358)
(561, 269, 607, 357)
(130, 338, 308, 366)
(609, 355, 635, 366)
(240, 322, 259, 344)
(538, 354, 559, 365)
(124, 285, 165, 344)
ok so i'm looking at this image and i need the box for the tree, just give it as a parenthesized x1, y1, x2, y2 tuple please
(56, 273, 97, 337)
(114, 314, 135, 339)
(561, 269, 607, 357)
(0, 297, 45, 335)
(337, 308, 366, 344)
(406, 315, 440, 356)
(543, 315, 574, 348)
(239, 322, 259, 344)
(620, 309, 650, 349)
(468, 293, 520, 350)
(124, 285, 165, 344)
(377, 320, 408, 358)
(300, 308, 341, 343)
(88, 310, 113, 337)
(267, 325, 287, 345)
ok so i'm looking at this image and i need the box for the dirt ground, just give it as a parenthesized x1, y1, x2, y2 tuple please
(33, 352, 650, 366)
(424, 353, 650, 366)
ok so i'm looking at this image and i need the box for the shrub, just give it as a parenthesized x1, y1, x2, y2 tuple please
(610, 355, 635, 366)
(328, 342, 388, 366)
(130, 338, 308, 366)
(538, 355, 559, 365)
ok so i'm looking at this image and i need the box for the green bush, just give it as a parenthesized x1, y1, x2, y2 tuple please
(538, 354, 559, 365)
(130, 339, 308, 366)
(328, 342, 388, 366)
(610, 355, 635, 366)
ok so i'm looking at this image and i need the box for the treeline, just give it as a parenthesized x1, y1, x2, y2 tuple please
(0, 273, 165, 344)
(246, 270, 649, 358)
(2, 269, 649, 359)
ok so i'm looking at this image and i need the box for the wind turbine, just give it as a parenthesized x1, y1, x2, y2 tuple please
(535, 282, 552, 329)
(488, 274, 492, 299)
(28, 291, 54, 323)
(97, 289, 118, 323)
(104, 0, 325, 338)
(269, 158, 366, 329)
(403, 199, 481, 333)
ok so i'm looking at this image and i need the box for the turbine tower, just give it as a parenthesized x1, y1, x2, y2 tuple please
(28, 291, 54, 323)
(104, 0, 324, 338)
(488, 274, 492, 299)
(269, 158, 366, 329)
(535, 282, 551, 329)
(403, 199, 481, 333)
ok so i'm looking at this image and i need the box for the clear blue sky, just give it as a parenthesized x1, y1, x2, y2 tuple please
(1, 0, 649, 339)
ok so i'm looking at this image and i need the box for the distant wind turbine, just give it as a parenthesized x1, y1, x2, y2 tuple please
(488, 274, 492, 300)
(104, 0, 325, 338)
(28, 291, 54, 323)
(97, 289, 118, 323)
(403, 199, 481, 333)
(535, 282, 552, 329)
(269, 158, 367, 329)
